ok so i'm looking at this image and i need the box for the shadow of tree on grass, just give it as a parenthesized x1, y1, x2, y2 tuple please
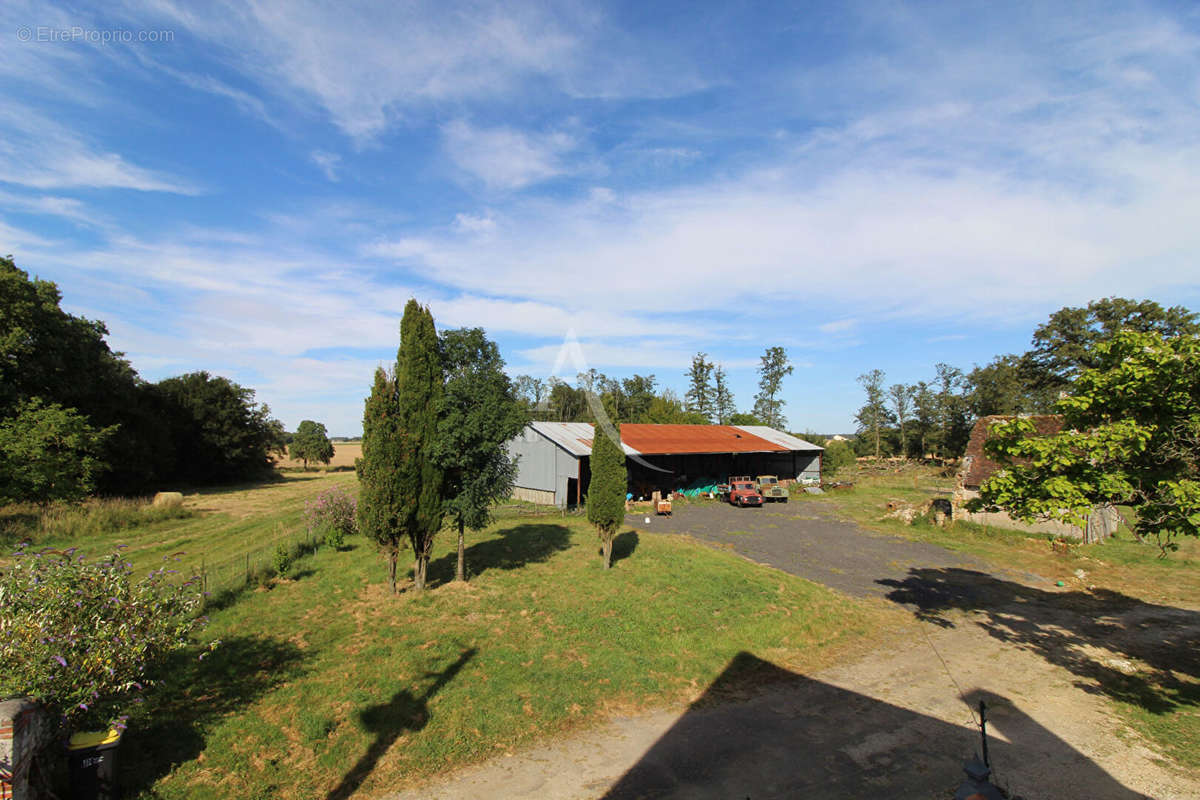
(326, 648, 476, 800)
(425, 523, 571, 586)
(120, 634, 308, 797)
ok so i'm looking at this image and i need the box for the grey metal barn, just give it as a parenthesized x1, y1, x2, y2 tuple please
(507, 422, 824, 508)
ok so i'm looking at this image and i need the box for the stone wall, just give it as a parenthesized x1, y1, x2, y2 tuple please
(952, 488, 1120, 542)
(0, 698, 53, 800)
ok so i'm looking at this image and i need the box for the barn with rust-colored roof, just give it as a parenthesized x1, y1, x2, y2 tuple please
(507, 422, 823, 507)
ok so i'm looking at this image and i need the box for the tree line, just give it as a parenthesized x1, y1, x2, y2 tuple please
(512, 345, 795, 429)
(0, 256, 287, 504)
(852, 298, 1200, 460)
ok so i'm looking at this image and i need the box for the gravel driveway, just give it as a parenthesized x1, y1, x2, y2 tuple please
(625, 498, 1001, 598)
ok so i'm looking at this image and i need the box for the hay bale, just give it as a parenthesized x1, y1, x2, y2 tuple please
(152, 491, 184, 508)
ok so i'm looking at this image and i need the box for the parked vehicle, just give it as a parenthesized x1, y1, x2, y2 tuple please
(756, 475, 787, 502)
(728, 480, 763, 507)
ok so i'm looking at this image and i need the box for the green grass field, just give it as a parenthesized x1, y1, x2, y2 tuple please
(15, 473, 888, 799)
(10, 467, 1198, 791)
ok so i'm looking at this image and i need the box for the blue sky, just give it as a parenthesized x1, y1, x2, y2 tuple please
(3, 1, 1199, 436)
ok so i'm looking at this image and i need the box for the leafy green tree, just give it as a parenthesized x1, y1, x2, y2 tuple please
(888, 383, 913, 458)
(0, 256, 172, 494)
(684, 353, 715, 422)
(357, 367, 407, 592)
(618, 374, 658, 422)
(546, 378, 588, 422)
(910, 381, 936, 458)
(642, 390, 708, 424)
(513, 375, 547, 414)
(437, 328, 527, 582)
(933, 363, 970, 457)
(0, 399, 115, 505)
(975, 330, 1200, 553)
(1025, 297, 1199, 396)
(728, 411, 763, 426)
(587, 421, 627, 569)
(289, 419, 335, 469)
(713, 365, 735, 424)
(854, 370, 892, 459)
(752, 346, 793, 429)
(966, 354, 1052, 418)
(820, 439, 855, 481)
(156, 372, 286, 484)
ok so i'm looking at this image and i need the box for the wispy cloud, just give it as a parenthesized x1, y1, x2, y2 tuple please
(0, 106, 199, 193)
(124, 0, 708, 142)
(441, 120, 580, 191)
(309, 150, 342, 182)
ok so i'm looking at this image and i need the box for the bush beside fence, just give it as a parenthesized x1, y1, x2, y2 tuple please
(193, 524, 319, 598)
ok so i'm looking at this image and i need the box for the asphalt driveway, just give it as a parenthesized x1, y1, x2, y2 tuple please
(625, 498, 994, 598)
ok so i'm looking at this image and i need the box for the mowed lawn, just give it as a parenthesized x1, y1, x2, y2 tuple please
(34, 473, 890, 799)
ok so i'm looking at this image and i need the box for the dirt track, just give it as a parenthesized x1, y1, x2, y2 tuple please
(384, 504, 1200, 799)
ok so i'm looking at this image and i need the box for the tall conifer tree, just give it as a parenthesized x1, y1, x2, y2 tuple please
(587, 421, 627, 568)
(357, 367, 405, 592)
(358, 300, 445, 592)
(397, 300, 445, 590)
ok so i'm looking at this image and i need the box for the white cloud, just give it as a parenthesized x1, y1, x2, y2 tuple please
(441, 120, 578, 190)
(361, 237, 435, 261)
(0, 189, 105, 228)
(514, 340, 759, 374)
(453, 211, 497, 235)
(818, 319, 858, 335)
(0, 106, 199, 194)
(430, 295, 709, 340)
(124, 0, 707, 142)
(309, 150, 342, 182)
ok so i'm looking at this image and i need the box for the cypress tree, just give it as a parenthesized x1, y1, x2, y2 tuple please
(357, 299, 445, 593)
(396, 300, 445, 590)
(587, 421, 627, 568)
(357, 367, 405, 592)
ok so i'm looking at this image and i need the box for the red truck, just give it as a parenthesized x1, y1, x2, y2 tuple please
(727, 479, 763, 508)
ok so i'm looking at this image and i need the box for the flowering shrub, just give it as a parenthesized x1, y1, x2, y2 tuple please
(0, 544, 209, 734)
(304, 486, 357, 549)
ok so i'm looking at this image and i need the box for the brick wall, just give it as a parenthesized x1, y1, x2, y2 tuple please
(0, 699, 52, 800)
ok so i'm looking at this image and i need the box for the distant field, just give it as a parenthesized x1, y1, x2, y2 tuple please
(277, 441, 361, 470)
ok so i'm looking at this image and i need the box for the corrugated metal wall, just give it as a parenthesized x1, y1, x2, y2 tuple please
(507, 427, 580, 507)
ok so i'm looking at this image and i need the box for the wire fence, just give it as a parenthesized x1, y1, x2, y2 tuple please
(186, 501, 573, 601)
(192, 523, 320, 599)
